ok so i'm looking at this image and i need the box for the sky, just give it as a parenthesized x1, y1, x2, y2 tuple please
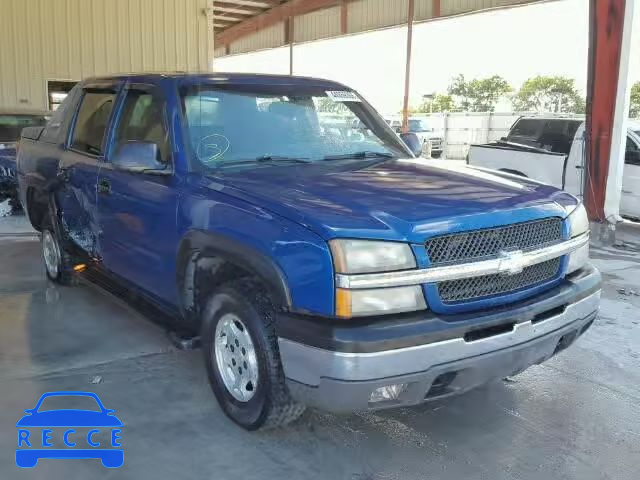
(214, 0, 640, 114)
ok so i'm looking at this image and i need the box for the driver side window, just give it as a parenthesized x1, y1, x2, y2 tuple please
(114, 88, 171, 164)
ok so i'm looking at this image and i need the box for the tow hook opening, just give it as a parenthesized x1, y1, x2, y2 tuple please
(425, 371, 458, 398)
(464, 322, 515, 342)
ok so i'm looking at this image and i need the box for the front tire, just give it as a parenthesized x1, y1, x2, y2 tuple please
(201, 278, 305, 430)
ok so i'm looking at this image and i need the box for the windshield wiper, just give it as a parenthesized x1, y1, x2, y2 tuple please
(322, 151, 396, 161)
(254, 155, 311, 164)
(216, 155, 312, 169)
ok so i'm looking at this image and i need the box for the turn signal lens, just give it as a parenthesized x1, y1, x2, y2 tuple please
(335, 288, 352, 318)
(73, 264, 87, 272)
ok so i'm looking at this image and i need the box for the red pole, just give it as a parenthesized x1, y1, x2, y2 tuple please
(584, 0, 627, 221)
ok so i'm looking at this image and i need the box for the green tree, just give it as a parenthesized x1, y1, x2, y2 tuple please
(447, 74, 512, 112)
(630, 82, 640, 118)
(315, 96, 344, 113)
(430, 94, 455, 112)
(513, 76, 585, 113)
(412, 94, 455, 113)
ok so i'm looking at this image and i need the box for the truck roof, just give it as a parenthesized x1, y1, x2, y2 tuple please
(81, 72, 350, 89)
(516, 114, 585, 121)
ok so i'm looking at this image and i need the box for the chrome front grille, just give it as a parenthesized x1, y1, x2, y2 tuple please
(425, 218, 564, 304)
(425, 218, 563, 266)
(437, 258, 562, 303)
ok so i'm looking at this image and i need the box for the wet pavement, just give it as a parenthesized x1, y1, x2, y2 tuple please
(0, 214, 639, 480)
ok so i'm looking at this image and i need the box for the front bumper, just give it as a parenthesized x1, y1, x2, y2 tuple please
(278, 265, 601, 413)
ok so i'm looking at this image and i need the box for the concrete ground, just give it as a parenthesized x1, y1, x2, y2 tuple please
(0, 212, 638, 480)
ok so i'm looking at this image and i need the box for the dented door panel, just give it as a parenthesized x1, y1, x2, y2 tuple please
(56, 150, 101, 256)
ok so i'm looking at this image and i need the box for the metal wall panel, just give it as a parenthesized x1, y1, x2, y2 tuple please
(347, 0, 409, 33)
(294, 6, 341, 43)
(230, 22, 285, 55)
(0, 0, 213, 109)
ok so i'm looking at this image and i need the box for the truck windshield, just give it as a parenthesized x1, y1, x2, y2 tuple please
(506, 118, 581, 154)
(0, 114, 48, 143)
(180, 84, 407, 169)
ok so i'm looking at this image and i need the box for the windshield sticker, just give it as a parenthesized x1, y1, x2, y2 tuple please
(196, 134, 230, 165)
(325, 91, 361, 102)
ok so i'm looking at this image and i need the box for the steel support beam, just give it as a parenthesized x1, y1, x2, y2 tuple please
(215, 0, 340, 46)
(585, 0, 634, 225)
(287, 16, 294, 75)
(402, 0, 415, 134)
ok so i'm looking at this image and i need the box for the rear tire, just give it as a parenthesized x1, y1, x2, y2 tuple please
(201, 278, 305, 430)
(41, 216, 74, 285)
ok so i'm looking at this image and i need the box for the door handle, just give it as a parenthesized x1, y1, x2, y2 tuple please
(575, 165, 584, 169)
(98, 178, 111, 194)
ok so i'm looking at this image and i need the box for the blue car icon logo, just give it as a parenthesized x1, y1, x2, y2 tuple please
(16, 391, 123, 468)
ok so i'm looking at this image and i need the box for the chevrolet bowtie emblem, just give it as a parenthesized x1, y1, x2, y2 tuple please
(497, 250, 525, 276)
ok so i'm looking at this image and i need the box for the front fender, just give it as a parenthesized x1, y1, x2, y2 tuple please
(177, 229, 292, 309)
(177, 190, 335, 317)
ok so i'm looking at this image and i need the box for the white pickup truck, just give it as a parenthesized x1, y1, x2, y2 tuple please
(468, 116, 640, 219)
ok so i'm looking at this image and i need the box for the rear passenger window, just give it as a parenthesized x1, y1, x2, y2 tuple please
(114, 89, 170, 164)
(71, 91, 116, 156)
(41, 84, 81, 144)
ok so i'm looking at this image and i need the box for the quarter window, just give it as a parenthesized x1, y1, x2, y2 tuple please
(71, 91, 116, 156)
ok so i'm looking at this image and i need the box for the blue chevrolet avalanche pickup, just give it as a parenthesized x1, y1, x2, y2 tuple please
(17, 73, 601, 430)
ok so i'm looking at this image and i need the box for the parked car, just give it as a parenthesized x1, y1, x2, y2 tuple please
(467, 115, 640, 220)
(0, 109, 49, 209)
(17, 74, 600, 430)
(386, 117, 444, 157)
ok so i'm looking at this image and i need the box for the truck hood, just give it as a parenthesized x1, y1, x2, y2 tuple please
(215, 158, 578, 242)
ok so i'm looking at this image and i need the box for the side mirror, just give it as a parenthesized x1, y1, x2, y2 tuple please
(111, 141, 168, 174)
(400, 132, 423, 157)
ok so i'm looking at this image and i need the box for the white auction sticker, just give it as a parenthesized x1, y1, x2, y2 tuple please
(325, 90, 361, 102)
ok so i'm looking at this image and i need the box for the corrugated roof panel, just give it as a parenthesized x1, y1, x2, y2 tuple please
(294, 6, 341, 43)
(414, 0, 435, 22)
(441, 0, 534, 16)
(347, 0, 409, 33)
(230, 22, 285, 55)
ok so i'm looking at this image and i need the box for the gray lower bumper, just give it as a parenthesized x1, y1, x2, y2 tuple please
(279, 290, 600, 413)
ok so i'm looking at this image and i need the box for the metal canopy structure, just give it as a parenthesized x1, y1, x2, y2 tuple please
(213, 0, 547, 56)
(213, 1, 284, 36)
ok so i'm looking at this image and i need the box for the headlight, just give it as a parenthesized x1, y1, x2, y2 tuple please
(330, 239, 424, 317)
(329, 239, 416, 274)
(566, 203, 590, 274)
(336, 286, 427, 318)
(567, 203, 589, 238)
